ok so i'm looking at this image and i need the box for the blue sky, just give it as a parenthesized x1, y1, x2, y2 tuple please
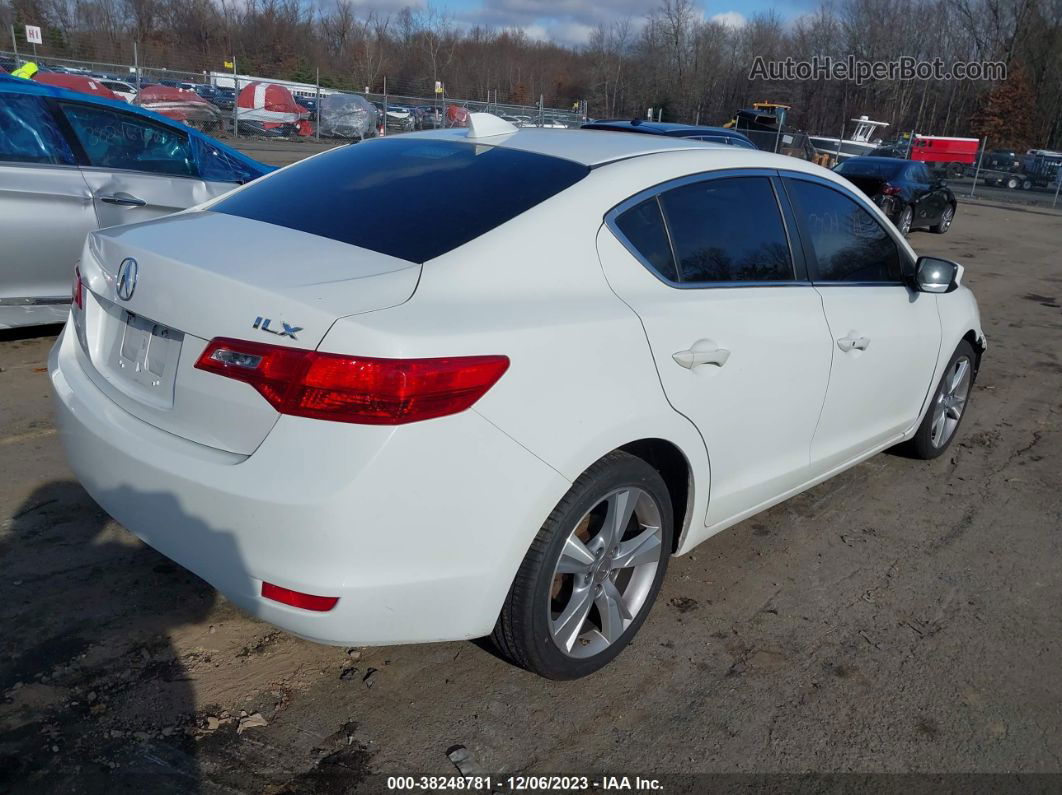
(359, 0, 820, 46)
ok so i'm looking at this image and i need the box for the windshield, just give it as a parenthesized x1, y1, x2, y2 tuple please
(213, 137, 589, 263)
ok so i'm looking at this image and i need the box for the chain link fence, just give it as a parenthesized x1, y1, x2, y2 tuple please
(1, 49, 587, 143)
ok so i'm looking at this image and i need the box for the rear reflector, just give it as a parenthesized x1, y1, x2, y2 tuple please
(72, 266, 84, 310)
(195, 338, 509, 425)
(261, 582, 339, 612)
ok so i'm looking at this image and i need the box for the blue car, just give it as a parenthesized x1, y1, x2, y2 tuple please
(0, 75, 274, 328)
(581, 119, 757, 148)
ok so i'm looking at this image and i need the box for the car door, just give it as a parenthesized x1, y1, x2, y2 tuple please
(907, 162, 945, 224)
(597, 173, 834, 532)
(57, 101, 237, 229)
(0, 93, 98, 327)
(919, 163, 949, 222)
(782, 175, 942, 473)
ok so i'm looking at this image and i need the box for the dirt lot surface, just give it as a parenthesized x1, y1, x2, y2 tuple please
(1, 199, 1060, 793)
(228, 137, 342, 167)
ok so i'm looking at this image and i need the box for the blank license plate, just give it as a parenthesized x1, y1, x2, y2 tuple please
(114, 311, 184, 401)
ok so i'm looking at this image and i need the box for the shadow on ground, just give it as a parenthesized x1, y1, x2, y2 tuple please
(0, 481, 218, 792)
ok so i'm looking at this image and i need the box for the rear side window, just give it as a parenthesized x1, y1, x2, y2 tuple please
(60, 103, 195, 177)
(614, 198, 678, 282)
(658, 176, 794, 283)
(213, 138, 589, 263)
(0, 94, 76, 165)
(785, 179, 902, 282)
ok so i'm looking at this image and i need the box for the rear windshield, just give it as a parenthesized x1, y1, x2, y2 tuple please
(212, 137, 589, 263)
(835, 160, 904, 179)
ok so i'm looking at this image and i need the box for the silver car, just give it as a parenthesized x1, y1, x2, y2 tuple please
(0, 76, 271, 329)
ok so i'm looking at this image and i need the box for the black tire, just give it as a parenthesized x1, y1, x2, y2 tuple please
(1005, 175, 1020, 190)
(1022, 178, 1033, 190)
(896, 205, 914, 236)
(930, 203, 955, 234)
(905, 340, 977, 459)
(492, 451, 674, 679)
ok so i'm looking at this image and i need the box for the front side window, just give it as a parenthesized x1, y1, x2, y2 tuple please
(193, 137, 258, 184)
(0, 94, 76, 165)
(785, 178, 903, 283)
(60, 103, 196, 177)
(658, 176, 794, 283)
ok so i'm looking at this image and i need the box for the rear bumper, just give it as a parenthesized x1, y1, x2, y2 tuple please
(49, 327, 569, 646)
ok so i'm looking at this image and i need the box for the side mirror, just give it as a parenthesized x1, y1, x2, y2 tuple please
(914, 256, 959, 293)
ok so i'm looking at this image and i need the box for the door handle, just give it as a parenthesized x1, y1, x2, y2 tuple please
(98, 193, 147, 207)
(673, 339, 731, 369)
(837, 332, 871, 352)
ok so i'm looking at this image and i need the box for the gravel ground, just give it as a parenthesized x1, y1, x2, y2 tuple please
(0, 199, 1060, 793)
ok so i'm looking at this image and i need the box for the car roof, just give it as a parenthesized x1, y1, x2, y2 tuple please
(414, 126, 733, 167)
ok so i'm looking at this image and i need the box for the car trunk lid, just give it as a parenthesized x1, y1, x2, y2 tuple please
(73, 211, 420, 454)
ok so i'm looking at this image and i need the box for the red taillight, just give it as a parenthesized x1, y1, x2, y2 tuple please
(882, 183, 902, 195)
(261, 582, 338, 611)
(72, 266, 84, 310)
(194, 338, 510, 425)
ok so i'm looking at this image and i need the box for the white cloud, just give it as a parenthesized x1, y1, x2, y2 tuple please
(709, 10, 747, 28)
(517, 23, 550, 40)
(546, 20, 595, 45)
(456, 0, 659, 43)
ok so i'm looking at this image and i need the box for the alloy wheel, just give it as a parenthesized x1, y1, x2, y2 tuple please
(898, 206, 913, 235)
(930, 355, 972, 448)
(940, 206, 953, 232)
(548, 487, 663, 658)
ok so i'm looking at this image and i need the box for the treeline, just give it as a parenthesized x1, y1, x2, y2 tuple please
(3, 0, 1061, 148)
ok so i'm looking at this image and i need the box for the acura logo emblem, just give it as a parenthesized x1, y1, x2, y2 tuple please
(116, 258, 138, 301)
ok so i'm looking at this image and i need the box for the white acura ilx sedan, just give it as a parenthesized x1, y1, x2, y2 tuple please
(50, 115, 984, 679)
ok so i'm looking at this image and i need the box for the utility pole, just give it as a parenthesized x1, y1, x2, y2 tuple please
(10, 25, 19, 66)
(315, 66, 320, 141)
(970, 137, 986, 199)
(133, 42, 140, 93)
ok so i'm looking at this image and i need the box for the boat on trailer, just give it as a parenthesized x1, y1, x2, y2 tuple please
(809, 115, 890, 162)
